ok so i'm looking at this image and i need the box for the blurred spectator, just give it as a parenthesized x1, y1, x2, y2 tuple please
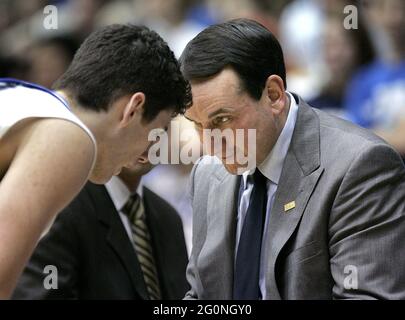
(65, 0, 109, 41)
(279, 0, 325, 99)
(200, 0, 285, 37)
(184, 0, 218, 27)
(0, 0, 47, 31)
(0, 0, 106, 55)
(10, 0, 48, 22)
(345, 0, 405, 155)
(279, 0, 355, 100)
(309, 10, 375, 116)
(131, 0, 205, 57)
(360, 0, 398, 62)
(26, 36, 79, 88)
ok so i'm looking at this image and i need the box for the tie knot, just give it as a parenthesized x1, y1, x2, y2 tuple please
(253, 169, 267, 186)
(122, 193, 142, 221)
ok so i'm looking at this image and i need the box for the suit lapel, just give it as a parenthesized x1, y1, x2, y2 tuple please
(199, 169, 240, 299)
(87, 183, 149, 300)
(265, 155, 323, 299)
(264, 99, 324, 299)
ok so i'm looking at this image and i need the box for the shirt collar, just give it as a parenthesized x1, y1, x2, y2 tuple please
(105, 175, 144, 212)
(105, 176, 131, 212)
(242, 91, 299, 188)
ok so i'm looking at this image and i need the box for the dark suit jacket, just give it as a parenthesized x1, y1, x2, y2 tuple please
(12, 183, 189, 299)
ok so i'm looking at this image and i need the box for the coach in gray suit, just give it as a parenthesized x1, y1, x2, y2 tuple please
(180, 19, 405, 300)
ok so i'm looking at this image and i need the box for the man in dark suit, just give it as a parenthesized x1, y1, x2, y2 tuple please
(180, 19, 405, 299)
(12, 161, 189, 299)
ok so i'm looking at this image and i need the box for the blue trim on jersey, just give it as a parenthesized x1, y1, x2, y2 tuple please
(0, 78, 71, 111)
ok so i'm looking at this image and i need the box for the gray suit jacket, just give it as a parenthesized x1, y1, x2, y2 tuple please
(185, 95, 405, 300)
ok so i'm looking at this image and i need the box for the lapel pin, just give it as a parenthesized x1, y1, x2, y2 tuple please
(284, 201, 296, 212)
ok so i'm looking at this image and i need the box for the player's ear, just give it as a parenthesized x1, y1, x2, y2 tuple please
(120, 92, 145, 127)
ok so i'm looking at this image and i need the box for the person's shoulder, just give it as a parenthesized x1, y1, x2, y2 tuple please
(17, 118, 96, 193)
(1, 85, 68, 117)
(312, 107, 403, 168)
(53, 182, 101, 225)
(142, 187, 186, 234)
(314, 107, 385, 145)
(143, 187, 179, 219)
(2, 85, 96, 154)
(28, 117, 95, 158)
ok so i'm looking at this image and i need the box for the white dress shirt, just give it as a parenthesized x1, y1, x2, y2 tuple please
(235, 92, 299, 299)
(104, 176, 143, 244)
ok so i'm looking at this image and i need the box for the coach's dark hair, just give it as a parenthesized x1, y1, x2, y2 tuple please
(53, 24, 192, 121)
(180, 18, 286, 100)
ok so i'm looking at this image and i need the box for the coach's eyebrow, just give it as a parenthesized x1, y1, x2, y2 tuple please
(207, 108, 234, 119)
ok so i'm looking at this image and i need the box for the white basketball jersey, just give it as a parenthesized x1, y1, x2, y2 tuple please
(0, 80, 97, 174)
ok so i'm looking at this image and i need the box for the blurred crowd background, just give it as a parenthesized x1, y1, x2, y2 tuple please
(1, 0, 404, 253)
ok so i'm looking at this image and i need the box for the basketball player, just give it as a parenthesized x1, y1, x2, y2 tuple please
(0, 24, 191, 298)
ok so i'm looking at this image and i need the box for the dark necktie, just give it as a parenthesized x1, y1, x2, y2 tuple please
(122, 193, 162, 300)
(233, 169, 267, 299)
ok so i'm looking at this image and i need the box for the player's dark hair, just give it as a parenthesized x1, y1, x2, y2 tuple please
(54, 24, 192, 122)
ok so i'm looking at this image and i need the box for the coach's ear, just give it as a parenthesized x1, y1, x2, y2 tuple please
(265, 75, 286, 116)
(120, 92, 145, 127)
